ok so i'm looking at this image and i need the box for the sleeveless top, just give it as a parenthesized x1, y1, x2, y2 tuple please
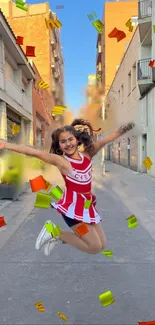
(51, 152, 102, 224)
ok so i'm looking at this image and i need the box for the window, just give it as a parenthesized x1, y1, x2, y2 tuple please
(5, 60, 14, 82)
(128, 71, 131, 94)
(121, 84, 124, 103)
(132, 63, 136, 89)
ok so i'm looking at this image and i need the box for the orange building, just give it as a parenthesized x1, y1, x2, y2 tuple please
(96, 0, 138, 96)
(0, 0, 64, 108)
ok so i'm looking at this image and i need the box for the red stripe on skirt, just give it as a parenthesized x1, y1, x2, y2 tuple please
(74, 193, 85, 217)
(61, 190, 73, 211)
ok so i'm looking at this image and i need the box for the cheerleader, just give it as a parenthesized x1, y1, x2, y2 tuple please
(0, 122, 134, 256)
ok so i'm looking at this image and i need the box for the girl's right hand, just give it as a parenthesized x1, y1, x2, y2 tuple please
(0, 140, 6, 150)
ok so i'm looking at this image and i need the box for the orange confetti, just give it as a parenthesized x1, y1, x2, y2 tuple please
(26, 46, 35, 57)
(149, 60, 155, 68)
(138, 321, 155, 325)
(0, 216, 6, 228)
(108, 27, 126, 42)
(29, 175, 47, 192)
(76, 223, 89, 237)
(16, 36, 24, 45)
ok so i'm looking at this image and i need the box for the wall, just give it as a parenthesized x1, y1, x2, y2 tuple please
(101, 1, 138, 94)
(105, 27, 141, 171)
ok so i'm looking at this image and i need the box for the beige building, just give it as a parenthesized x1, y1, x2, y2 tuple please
(104, 27, 141, 171)
(0, 9, 34, 145)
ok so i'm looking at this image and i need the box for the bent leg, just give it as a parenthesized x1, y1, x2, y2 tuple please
(93, 223, 107, 249)
(59, 223, 102, 254)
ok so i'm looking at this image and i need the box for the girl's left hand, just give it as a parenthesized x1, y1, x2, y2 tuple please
(119, 122, 135, 134)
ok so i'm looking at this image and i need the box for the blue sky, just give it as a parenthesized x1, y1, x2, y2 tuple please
(28, 0, 106, 115)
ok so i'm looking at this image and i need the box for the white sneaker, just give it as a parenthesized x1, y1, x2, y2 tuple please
(35, 220, 56, 250)
(44, 238, 63, 256)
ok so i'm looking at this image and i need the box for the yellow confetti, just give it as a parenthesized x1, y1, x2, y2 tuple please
(126, 215, 138, 229)
(34, 301, 46, 312)
(57, 312, 67, 321)
(101, 250, 113, 257)
(142, 157, 152, 170)
(98, 290, 115, 307)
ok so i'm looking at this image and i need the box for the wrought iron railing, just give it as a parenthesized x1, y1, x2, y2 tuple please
(137, 58, 152, 80)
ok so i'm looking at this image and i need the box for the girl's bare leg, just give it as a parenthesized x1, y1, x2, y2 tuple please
(59, 223, 106, 254)
(93, 223, 107, 249)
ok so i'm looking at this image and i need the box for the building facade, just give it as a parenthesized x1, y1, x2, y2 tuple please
(0, 9, 34, 145)
(137, 0, 155, 177)
(0, 0, 65, 111)
(104, 27, 141, 171)
(97, 1, 138, 95)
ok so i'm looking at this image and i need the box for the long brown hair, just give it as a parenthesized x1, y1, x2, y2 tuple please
(50, 125, 94, 155)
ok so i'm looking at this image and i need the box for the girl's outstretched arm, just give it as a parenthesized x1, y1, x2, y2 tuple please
(0, 141, 69, 171)
(91, 122, 135, 156)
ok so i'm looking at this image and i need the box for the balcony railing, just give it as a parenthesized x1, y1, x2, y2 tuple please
(137, 58, 152, 80)
(138, 0, 152, 19)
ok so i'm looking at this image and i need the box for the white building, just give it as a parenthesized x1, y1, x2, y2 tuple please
(0, 9, 35, 145)
(105, 0, 155, 178)
(104, 26, 141, 171)
(137, 0, 155, 177)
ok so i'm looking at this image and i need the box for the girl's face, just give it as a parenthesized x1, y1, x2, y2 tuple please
(59, 131, 78, 155)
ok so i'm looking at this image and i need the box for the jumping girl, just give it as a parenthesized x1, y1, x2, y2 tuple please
(0, 121, 134, 256)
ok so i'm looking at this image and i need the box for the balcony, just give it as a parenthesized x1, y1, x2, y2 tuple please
(51, 61, 56, 72)
(138, 0, 152, 43)
(54, 50, 59, 62)
(54, 72, 59, 79)
(96, 44, 102, 65)
(51, 40, 56, 51)
(137, 58, 154, 95)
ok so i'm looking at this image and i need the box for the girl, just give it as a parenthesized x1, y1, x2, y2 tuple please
(0, 121, 134, 256)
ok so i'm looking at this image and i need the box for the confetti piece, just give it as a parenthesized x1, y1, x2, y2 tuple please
(26, 46, 35, 57)
(58, 312, 67, 321)
(149, 60, 155, 68)
(45, 180, 52, 191)
(108, 27, 126, 42)
(142, 156, 153, 170)
(45, 222, 61, 237)
(16, 36, 24, 45)
(16, 0, 28, 11)
(76, 223, 89, 237)
(98, 290, 115, 307)
(0, 216, 6, 228)
(37, 80, 50, 89)
(92, 20, 104, 34)
(34, 302, 46, 312)
(53, 105, 67, 111)
(34, 192, 51, 208)
(56, 5, 64, 9)
(125, 18, 133, 32)
(91, 127, 102, 132)
(138, 321, 155, 325)
(88, 11, 97, 21)
(101, 250, 113, 257)
(12, 124, 20, 135)
(84, 199, 92, 209)
(29, 175, 47, 192)
(126, 215, 138, 229)
(45, 18, 62, 29)
(49, 186, 63, 200)
(153, 25, 155, 33)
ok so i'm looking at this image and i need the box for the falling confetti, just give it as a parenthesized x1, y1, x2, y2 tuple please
(126, 215, 138, 229)
(108, 27, 126, 42)
(142, 157, 153, 170)
(57, 312, 68, 321)
(98, 290, 115, 307)
(76, 223, 89, 237)
(0, 216, 6, 228)
(101, 250, 113, 257)
(34, 302, 46, 312)
(37, 80, 50, 89)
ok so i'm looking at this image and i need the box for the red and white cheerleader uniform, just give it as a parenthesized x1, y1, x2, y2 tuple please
(51, 152, 102, 224)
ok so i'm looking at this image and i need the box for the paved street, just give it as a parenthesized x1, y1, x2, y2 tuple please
(0, 156, 155, 324)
